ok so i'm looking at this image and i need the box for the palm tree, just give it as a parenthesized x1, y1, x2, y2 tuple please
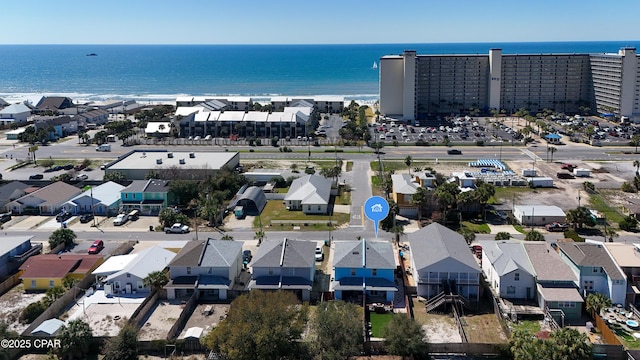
(143, 271, 168, 292)
(410, 187, 429, 220)
(391, 224, 405, 245)
(634, 159, 640, 175)
(57, 319, 93, 360)
(254, 230, 265, 244)
(404, 155, 413, 176)
(631, 135, 640, 153)
(524, 230, 545, 241)
(221, 234, 234, 240)
(585, 293, 612, 316)
(566, 207, 596, 229)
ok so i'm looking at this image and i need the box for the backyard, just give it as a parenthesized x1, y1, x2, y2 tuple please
(369, 312, 394, 338)
(256, 200, 350, 231)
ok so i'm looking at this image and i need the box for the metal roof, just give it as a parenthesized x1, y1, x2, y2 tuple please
(408, 223, 480, 273)
(252, 239, 315, 269)
(333, 239, 396, 269)
(284, 175, 332, 205)
(558, 242, 625, 280)
(478, 240, 535, 277)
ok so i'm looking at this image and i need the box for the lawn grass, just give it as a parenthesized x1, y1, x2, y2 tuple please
(461, 221, 491, 234)
(256, 200, 350, 231)
(511, 320, 541, 334)
(369, 312, 394, 338)
(337, 190, 351, 205)
(370, 176, 385, 197)
(513, 224, 526, 234)
(346, 161, 353, 172)
(369, 160, 468, 173)
(590, 191, 625, 225)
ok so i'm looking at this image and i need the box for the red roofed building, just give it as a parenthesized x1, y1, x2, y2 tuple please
(20, 254, 104, 290)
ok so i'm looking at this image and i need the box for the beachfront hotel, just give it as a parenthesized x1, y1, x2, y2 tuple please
(380, 47, 639, 123)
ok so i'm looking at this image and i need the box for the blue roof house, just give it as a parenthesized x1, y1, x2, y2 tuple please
(63, 181, 125, 216)
(545, 133, 562, 144)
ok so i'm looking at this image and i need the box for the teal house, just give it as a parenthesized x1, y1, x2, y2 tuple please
(120, 179, 174, 215)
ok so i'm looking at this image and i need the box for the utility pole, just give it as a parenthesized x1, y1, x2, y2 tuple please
(577, 190, 581, 208)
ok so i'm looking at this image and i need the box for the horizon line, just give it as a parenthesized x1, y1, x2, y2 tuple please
(1, 40, 640, 46)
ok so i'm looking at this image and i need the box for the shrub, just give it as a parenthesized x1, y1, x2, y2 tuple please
(20, 301, 46, 324)
(476, 140, 485, 146)
(619, 216, 638, 232)
(494, 232, 511, 240)
(621, 182, 637, 193)
(563, 229, 585, 242)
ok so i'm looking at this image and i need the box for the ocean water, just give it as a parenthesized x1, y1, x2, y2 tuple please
(0, 41, 639, 103)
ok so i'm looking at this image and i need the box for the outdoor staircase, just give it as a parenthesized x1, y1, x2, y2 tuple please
(425, 292, 447, 312)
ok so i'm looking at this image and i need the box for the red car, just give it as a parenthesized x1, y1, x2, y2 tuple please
(88, 240, 104, 254)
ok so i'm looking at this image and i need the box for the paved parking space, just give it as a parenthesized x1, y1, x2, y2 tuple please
(97, 215, 160, 232)
(70, 239, 127, 256)
(6, 215, 53, 231)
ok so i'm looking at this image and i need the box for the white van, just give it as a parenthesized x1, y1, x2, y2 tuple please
(96, 144, 111, 152)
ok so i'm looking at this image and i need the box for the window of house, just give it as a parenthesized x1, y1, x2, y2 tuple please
(307, 206, 311, 211)
(268, 269, 273, 275)
(126, 273, 131, 278)
(138, 282, 143, 289)
(372, 269, 377, 276)
(31, 280, 36, 288)
(514, 273, 520, 281)
(49, 280, 54, 288)
(351, 268, 356, 276)
(593, 267, 599, 273)
(208, 267, 213, 274)
(507, 286, 516, 294)
(318, 206, 321, 211)
(187, 267, 191, 275)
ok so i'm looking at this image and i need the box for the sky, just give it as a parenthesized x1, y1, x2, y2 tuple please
(3, 0, 639, 45)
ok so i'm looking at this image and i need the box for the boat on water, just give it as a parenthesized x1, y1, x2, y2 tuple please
(86, 53, 97, 56)
(372, 61, 378, 70)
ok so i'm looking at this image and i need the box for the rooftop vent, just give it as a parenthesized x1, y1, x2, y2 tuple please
(167, 152, 173, 158)
(189, 152, 195, 158)
(156, 159, 162, 165)
(179, 159, 186, 165)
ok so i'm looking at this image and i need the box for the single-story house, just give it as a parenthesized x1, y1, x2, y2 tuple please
(545, 133, 562, 144)
(513, 205, 566, 226)
(166, 239, 243, 300)
(284, 175, 332, 214)
(145, 121, 172, 137)
(63, 181, 125, 216)
(408, 223, 481, 302)
(478, 240, 536, 300)
(5, 127, 27, 140)
(92, 245, 176, 294)
(20, 254, 104, 290)
(330, 239, 398, 304)
(6, 181, 82, 215)
(0, 103, 31, 125)
(391, 174, 419, 217)
(31, 318, 65, 337)
(0, 181, 32, 210)
(249, 238, 316, 301)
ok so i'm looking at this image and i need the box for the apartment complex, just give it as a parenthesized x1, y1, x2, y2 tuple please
(380, 47, 639, 122)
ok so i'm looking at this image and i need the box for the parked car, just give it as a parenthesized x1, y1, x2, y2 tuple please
(447, 149, 462, 155)
(243, 250, 252, 263)
(545, 222, 569, 232)
(74, 164, 86, 171)
(315, 246, 324, 261)
(164, 223, 189, 233)
(88, 240, 104, 254)
(56, 211, 72, 222)
(0, 213, 11, 223)
(79, 214, 94, 223)
(113, 213, 128, 226)
(29, 174, 44, 180)
(75, 174, 88, 181)
(62, 164, 74, 170)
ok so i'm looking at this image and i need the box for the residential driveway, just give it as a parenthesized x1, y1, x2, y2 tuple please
(6, 216, 53, 231)
(99, 216, 159, 232)
(348, 160, 372, 228)
(488, 224, 522, 235)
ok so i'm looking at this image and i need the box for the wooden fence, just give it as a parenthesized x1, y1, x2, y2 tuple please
(591, 309, 623, 346)
(129, 290, 160, 328)
(0, 272, 21, 297)
(166, 291, 199, 340)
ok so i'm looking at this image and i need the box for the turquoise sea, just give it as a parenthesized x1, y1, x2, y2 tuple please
(0, 41, 639, 102)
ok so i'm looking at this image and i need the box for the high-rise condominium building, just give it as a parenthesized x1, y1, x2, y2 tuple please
(380, 47, 638, 123)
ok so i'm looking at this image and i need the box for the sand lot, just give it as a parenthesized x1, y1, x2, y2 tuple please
(0, 284, 46, 334)
(178, 303, 231, 339)
(138, 300, 185, 341)
(64, 302, 140, 337)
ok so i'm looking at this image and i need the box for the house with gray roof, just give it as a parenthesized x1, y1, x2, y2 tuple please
(478, 240, 536, 300)
(391, 173, 420, 217)
(513, 205, 566, 226)
(0, 103, 31, 125)
(557, 241, 627, 305)
(408, 223, 481, 302)
(0, 181, 31, 210)
(523, 242, 583, 321)
(284, 175, 332, 214)
(166, 239, 243, 300)
(63, 181, 125, 216)
(331, 239, 398, 303)
(248, 238, 316, 301)
(6, 181, 81, 215)
(0, 236, 38, 278)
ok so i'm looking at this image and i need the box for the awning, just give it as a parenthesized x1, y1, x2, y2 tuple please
(330, 277, 398, 292)
(537, 284, 583, 302)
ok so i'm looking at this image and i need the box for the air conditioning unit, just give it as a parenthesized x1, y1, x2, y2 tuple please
(189, 152, 195, 158)
(156, 159, 162, 165)
(167, 153, 173, 158)
(179, 159, 186, 165)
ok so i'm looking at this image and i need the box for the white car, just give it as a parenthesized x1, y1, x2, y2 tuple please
(379, 134, 386, 140)
(420, 128, 427, 133)
(194, 136, 201, 141)
(388, 128, 395, 133)
(75, 174, 88, 181)
(402, 132, 408, 137)
(390, 121, 396, 127)
(315, 247, 324, 261)
(398, 125, 405, 131)
(204, 135, 212, 140)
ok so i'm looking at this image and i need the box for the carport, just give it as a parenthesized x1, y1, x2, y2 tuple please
(227, 186, 266, 215)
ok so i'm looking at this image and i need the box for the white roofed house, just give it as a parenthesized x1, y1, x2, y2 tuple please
(145, 121, 173, 138)
(408, 223, 481, 311)
(62, 181, 125, 216)
(390, 173, 419, 217)
(248, 239, 316, 301)
(284, 175, 333, 214)
(478, 240, 536, 301)
(91, 245, 176, 295)
(513, 205, 566, 226)
(0, 103, 32, 125)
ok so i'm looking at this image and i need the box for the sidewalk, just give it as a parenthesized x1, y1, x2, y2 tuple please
(487, 224, 523, 235)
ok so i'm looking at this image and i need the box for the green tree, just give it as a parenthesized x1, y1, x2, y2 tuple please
(619, 215, 638, 232)
(383, 315, 430, 360)
(524, 230, 545, 242)
(39, 158, 55, 169)
(410, 187, 429, 221)
(221, 234, 234, 240)
(547, 146, 557, 162)
(313, 301, 363, 360)
(548, 328, 592, 360)
(585, 292, 612, 315)
(103, 171, 127, 185)
(585, 125, 595, 141)
(404, 155, 413, 176)
(168, 179, 200, 207)
(48, 228, 77, 249)
(566, 206, 596, 229)
(631, 135, 640, 153)
(0, 322, 18, 359)
(56, 319, 93, 360)
(142, 271, 168, 292)
(458, 228, 476, 245)
(102, 324, 138, 360)
(43, 285, 66, 307)
(158, 208, 189, 229)
(434, 182, 460, 223)
(634, 160, 640, 175)
(202, 291, 309, 360)
(495, 232, 511, 240)
(19, 301, 46, 324)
